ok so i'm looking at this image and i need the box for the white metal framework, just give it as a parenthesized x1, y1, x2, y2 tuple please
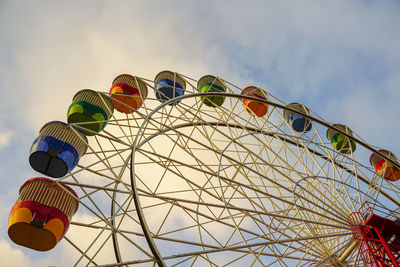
(55, 73, 400, 266)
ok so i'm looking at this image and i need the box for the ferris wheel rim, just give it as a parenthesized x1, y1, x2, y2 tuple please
(39, 79, 399, 266)
(120, 90, 399, 265)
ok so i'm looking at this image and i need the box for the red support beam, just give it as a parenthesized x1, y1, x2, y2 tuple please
(348, 202, 400, 266)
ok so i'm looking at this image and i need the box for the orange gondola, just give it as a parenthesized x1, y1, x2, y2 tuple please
(8, 177, 79, 251)
(241, 86, 269, 117)
(370, 150, 400, 181)
(110, 74, 148, 113)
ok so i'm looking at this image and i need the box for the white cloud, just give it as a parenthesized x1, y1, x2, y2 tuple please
(1, 0, 399, 135)
(0, 239, 31, 267)
(0, 1, 234, 130)
(0, 0, 400, 265)
(0, 130, 11, 149)
(0, 237, 85, 267)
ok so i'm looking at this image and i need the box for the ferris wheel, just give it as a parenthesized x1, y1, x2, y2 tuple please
(8, 71, 400, 266)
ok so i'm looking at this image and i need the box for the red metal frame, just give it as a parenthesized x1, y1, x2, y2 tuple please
(348, 202, 400, 266)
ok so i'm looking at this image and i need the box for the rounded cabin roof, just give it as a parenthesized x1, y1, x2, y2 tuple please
(20, 177, 78, 198)
(283, 103, 310, 119)
(154, 71, 186, 90)
(370, 149, 399, 167)
(112, 74, 148, 99)
(39, 121, 88, 143)
(240, 86, 268, 99)
(197, 75, 227, 91)
(72, 89, 114, 117)
(326, 124, 353, 140)
(72, 89, 97, 101)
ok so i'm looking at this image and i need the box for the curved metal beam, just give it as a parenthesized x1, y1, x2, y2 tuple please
(127, 91, 400, 265)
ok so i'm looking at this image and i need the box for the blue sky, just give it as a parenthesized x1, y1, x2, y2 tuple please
(0, 0, 400, 266)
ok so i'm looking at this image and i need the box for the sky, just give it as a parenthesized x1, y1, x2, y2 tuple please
(0, 0, 400, 266)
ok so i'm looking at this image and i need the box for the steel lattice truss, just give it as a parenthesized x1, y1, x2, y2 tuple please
(51, 73, 400, 266)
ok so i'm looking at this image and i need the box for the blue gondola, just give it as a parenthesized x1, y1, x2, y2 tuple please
(284, 103, 312, 132)
(29, 121, 88, 178)
(154, 71, 186, 105)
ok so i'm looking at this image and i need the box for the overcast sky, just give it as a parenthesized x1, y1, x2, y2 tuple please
(1, 1, 399, 266)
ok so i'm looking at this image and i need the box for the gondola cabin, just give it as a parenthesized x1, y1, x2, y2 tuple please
(283, 103, 312, 133)
(241, 86, 269, 117)
(29, 121, 88, 178)
(110, 74, 148, 114)
(67, 89, 114, 136)
(370, 150, 400, 181)
(8, 177, 79, 251)
(154, 71, 186, 105)
(197, 75, 226, 107)
(326, 124, 356, 154)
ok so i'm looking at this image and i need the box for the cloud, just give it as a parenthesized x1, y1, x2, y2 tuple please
(0, 130, 11, 149)
(1, 0, 399, 136)
(0, 1, 400, 265)
(0, 0, 233, 130)
(0, 237, 65, 267)
(0, 239, 31, 267)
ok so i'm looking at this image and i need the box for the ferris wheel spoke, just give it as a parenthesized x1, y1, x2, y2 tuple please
(67, 147, 131, 184)
(131, 101, 360, 266)
(155, 232, 351, 261)
(150, 200, 267, 248)
(138, 191, 345, 230)
(71, 221, 154, 262)
(100, 103, 135, 146)
(135, 184, 346, 262)
(91, 136, 124, 181)
(20, 74, 393, 266)
(64, 236, 99, 266)
(136, 148, 223, 203)
(141, 145, 349, 227)
(74, 222, 111, 267)
(69, 189, 155, 260)
(138, 146, 284, 208)
(327, 154, 360, 211)
(62, 181, 132, 195)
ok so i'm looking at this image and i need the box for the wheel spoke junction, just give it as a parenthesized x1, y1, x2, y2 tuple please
(14, 72, 400, 266)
